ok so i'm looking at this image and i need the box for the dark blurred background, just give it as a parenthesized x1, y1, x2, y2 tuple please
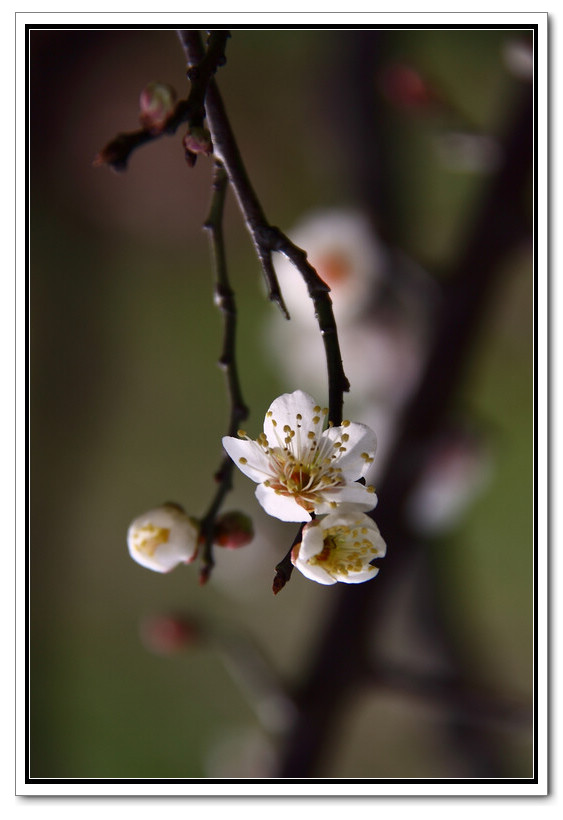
(29, 27, 534, 779)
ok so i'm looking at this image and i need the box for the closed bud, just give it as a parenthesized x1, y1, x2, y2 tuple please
(213, 511, 254, 549)
(127, 503, 200, 573)
(139, 81, 177, 133)
(140, 613, 201, 655)
(379, 63, 438, 112)
(183, 125, 213, 157)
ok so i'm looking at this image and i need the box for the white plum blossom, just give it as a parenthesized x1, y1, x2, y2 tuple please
(127, 503, 200, 573)
(291, 507, 386, 585)
(273, 209, 385, 325)
(222, 390, 378, 523)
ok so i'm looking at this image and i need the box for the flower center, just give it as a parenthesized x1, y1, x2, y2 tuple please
(133, 525, 170, 557)
(315, 251, 352, 286)
(311, 525, 377, 577)
(267, 452, 346, 510)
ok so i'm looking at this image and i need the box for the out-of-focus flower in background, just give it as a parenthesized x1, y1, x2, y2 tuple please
(274, 209, 385, 326)
(204, 727, 279, 778)
(433, 131, 502, 174)
(127, 502, 200, 572)
(291, 506, 386, 585)
(406, 425, 493, 536)
(503, 38, 534, 82)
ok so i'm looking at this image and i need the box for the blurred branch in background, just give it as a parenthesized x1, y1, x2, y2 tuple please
(275, 32, 533, 777)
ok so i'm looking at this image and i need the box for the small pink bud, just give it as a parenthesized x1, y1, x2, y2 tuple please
(379, 63, 438, 111)
(139, 81, 177, 133)
(182, 125, 213, 157)
(213, 511, 254, 549)
(139, 613, 201, 655)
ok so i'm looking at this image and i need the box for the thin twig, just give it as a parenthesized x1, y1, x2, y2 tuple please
(177, 30, 350, 427)
(198, 160, 249, 584)
(272, 524, 305, 595)
(95, 31, 229, 171)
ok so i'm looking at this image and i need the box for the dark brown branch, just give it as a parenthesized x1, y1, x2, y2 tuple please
(177, 30, 350, 427)
(198, 160, 249, 584)
(272, 524, 306, 595)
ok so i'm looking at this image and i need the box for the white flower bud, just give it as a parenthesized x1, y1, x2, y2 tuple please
(127, 503, 199, 573)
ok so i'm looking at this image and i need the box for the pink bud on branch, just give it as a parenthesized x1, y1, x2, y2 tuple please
(139, 81, 178, 133)
(213, 511, 254, 549)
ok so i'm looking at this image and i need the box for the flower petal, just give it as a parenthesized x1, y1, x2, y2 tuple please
(222, 436, 272, 484)
(293, 556, 337, 585)
(297, 519, 325, 561)
(338, 566, 379, 584)
(322, 422, 378, 479)
(255, 483, 312, 522)
(291, 541, 337, 585)
(263, 390, 321, 444)
(314, 482, 378, 515)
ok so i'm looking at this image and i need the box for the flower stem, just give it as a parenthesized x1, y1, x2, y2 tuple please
(200, 162, 248, 584)
(198, 160, 249, 584)
(272, 524, 305, 595)
(177, 30, 350, 427)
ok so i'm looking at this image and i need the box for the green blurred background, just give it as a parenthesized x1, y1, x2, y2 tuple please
(29, 27, 533, 779)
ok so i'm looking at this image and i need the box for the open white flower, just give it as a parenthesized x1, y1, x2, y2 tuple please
(127, 503, 199, 573)
(222, 390, 378, 522)
(291, 508, 386, 585)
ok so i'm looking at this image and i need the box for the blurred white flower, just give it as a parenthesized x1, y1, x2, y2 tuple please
(274, 208, 385, 325)
(503, 39, 534, 82)
(406, 428, 493, 535)
(268, 308, 425, 413)
(205, 728, 278, 778)
(222, 390, 378, 522)
(291, 507, 386, 585)
(266, 209, 432, 422)
(127, 503, 199, 573)
(433, 131, 502, 174)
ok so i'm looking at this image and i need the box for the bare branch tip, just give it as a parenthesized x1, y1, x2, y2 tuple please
(272, 572, 287, 595)
(271, 292, 290, 320)
(199, 565, 213, 586)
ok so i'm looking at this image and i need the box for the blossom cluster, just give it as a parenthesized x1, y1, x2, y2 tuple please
(126, 390, 386, 586)
(222, 390, 386, 585)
